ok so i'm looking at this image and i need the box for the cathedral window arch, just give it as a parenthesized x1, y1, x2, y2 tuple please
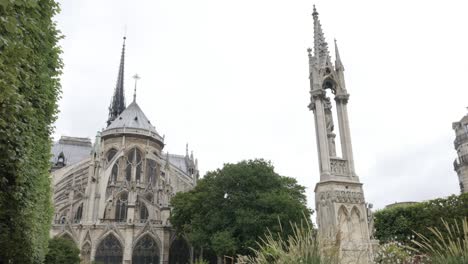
(125, 148, 143, 182)
(139, 203, 149, 223)
(95, 234, 123, 264)
(107, 148, 118, 162)
(115, 192, 128, 222)
(146, 159, 157, 185)
(73, 203, 83, 223)
(132, 234, 160, 264)
(110, 162, 119, 183)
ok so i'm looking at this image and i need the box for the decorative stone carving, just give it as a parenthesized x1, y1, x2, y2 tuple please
(318, 190, 365, 205)
(330, 158, 347, 175)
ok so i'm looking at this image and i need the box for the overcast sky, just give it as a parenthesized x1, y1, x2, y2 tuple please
(54, 0, 467, 211)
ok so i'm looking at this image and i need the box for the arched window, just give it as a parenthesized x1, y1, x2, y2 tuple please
(107, 148, 118, 162)
(132, 235, 160, 264)
(125, 148, 143, 182)
(110, 162, 119, 183)
(169, 238, 190, 264)
(95, 234, 123, 264)
(139, 204, 148, 223)
(115, 193, 128, 222)
(146, 159, 157, 185)
(74, 203, 83, 223)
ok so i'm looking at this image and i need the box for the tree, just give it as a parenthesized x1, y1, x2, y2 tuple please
(44, 237, 80, 264)
(374, 193, 468, 246)
(170, 159, 312, 260)
(0, 0, 62, 263)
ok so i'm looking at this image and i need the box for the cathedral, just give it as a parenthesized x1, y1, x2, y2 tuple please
(50, 37, 199, 264)
(307, 6, 377, 263)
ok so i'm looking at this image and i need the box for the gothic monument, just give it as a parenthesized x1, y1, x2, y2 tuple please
(307, 6, 375, 263)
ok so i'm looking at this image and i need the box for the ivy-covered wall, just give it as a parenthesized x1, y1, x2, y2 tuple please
(374, 193, 468, 245)
(0, 1, 62, 263)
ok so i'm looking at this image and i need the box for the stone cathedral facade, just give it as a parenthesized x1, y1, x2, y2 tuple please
(307, 7, 376, 263)
(50, 38, 199, 264)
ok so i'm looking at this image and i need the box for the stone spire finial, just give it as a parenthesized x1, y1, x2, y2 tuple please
(312, 5, 331, 66)
(334, 39, 344, 71)
(132, 74, 140, 102)
(107, 37, 127, 126)
(186, 143, 189, 157)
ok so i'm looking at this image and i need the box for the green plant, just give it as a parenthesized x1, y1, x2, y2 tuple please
(374, 241, 412, 264)
(374, 193, 468, 245)
(194, 259, 209, 264)
(237, 219, 338, 264)
(412, 217, 468, 264)
(44, 237, 80, 264)
(171, 159, 312, 258)
(0, 0, 62, 263)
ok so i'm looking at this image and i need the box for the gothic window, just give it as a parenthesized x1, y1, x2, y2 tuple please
(110, 162, 119, 183)
(126, 148, 143, 182)
(139, 204, 149, 223)
(60, 216, 66, 224)
(146, 159, 157, 185)
(73, 203, 83, 223)
(95, 234, 123, 264)
(169, 238, 190, 264)
(132, 235, 160, 264)
(115, 192, 128, 222)
(107, 148, 118, 162)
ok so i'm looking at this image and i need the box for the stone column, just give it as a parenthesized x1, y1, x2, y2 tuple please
(161, 227, 171, 264)
(335, 94, 355, 175)
(310, 89, 331, 177)
(123, 228, 134, 264)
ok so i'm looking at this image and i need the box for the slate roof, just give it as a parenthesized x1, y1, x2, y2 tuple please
(107, 101, 159, 134)
(51, 136, 92, 166)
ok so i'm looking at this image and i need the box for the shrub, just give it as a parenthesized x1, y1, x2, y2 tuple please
(237, 219, 338, 264)
(44, 237, 80, 264)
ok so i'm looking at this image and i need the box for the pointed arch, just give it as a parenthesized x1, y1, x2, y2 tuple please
(95, 233, 124, 264)
(337, 205, 350, 242)
(57, 231, 77, 245)
(73, 203, 83, 223)
(350, 206, 363, 242)
(132, 233, 161, 264)
(169, 237, 190, 264)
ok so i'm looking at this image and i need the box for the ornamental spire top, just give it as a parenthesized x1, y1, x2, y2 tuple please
(334, 39, 344, 71)
(312, 5, 331, 66)
(107, 37, 127, 126)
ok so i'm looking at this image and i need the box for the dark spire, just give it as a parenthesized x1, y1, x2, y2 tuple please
(107, 37, 127, 126)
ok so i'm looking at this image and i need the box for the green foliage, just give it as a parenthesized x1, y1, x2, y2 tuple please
(44, 237, 80, 264)
(170, 159, 312, 258)
(237, 219, 338, 264)
(0, 0, 62, 263)
(412, 217, 468, 264)
(374, 193, 468, 245)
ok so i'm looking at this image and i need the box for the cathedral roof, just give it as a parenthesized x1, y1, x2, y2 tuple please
(103, 100, 164, 143)
(107, 101, 157, 132)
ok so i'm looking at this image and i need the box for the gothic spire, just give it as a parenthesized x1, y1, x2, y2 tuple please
(107, 37, 127, 126)
(334, 39, 344, 71)
(312, 5, 331, 66)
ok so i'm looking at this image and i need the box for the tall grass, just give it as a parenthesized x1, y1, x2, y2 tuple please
(412, 217, 468, 264)
(237, 220, 338, 264)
